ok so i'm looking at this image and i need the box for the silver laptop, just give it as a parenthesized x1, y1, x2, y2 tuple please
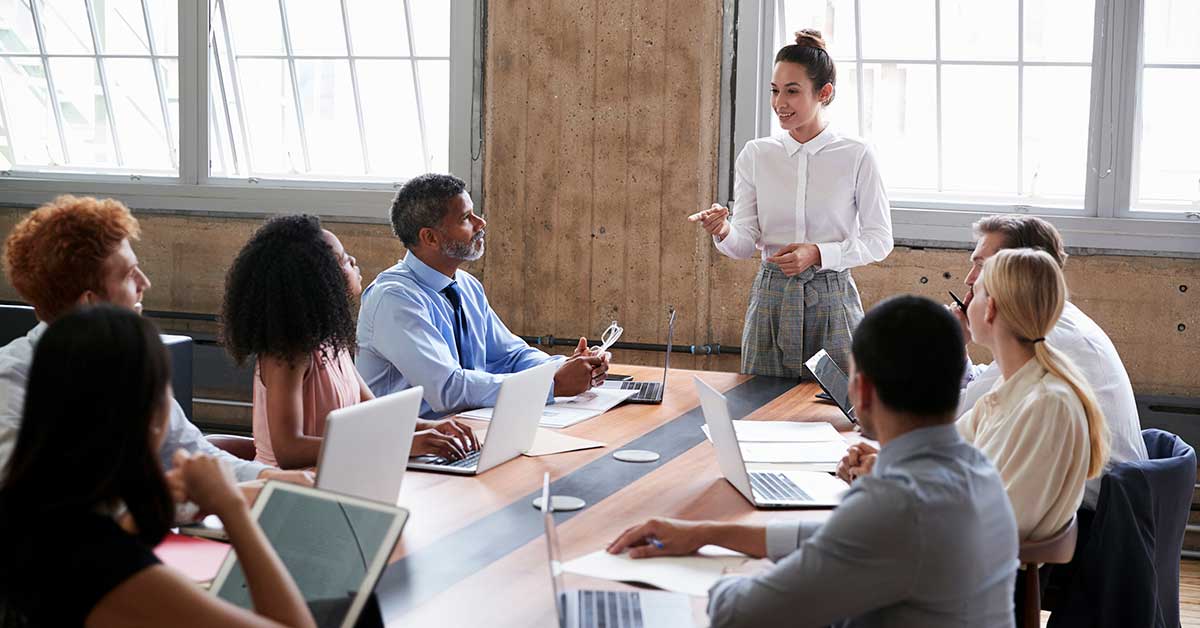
(804, 349, 858, 425)
(600, 309, 675, 404)
(210, 481, 409, 628)
(694, 377, 848, 509)
(540, 474, 693, 628)
(408, 361, 556, 475)
(316, 386, 422, 504)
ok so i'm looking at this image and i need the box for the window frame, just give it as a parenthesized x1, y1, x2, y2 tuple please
(0, 0, 484, 220)
(721, 0, 1200, 255)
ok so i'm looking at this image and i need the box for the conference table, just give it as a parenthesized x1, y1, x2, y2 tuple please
(374, 365, 860, 627)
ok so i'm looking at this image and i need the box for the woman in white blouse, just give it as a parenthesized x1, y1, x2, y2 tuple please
(690, 29, 893, 377)
(958, 248, 1109, 541)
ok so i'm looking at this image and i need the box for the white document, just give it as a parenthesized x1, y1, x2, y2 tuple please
(459, 388, 635, 428)
(738, 441, 849, 464)
(524, 428, 605, 457)
(563, 548, 747, 597)
(701, 420, 842, 443)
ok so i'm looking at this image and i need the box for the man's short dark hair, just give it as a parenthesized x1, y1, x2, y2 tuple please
(389, 173, 467, 247)
(851, 295, 966, 420)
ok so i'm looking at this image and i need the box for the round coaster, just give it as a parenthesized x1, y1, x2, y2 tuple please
(612, 449, 661, 463)
(531, 495, 587, 512)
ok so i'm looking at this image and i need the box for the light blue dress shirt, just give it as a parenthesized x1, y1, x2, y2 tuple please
(356, 253, 562, 417)
(708, 423, 1019, 628)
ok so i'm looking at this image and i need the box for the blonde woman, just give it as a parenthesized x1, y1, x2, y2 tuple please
(959, 248, 1109, 542)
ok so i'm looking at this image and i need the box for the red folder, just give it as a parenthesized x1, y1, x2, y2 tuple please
(154, 532, 231, 583)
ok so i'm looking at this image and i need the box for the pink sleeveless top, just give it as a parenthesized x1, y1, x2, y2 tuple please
(252, 347, 360, 467)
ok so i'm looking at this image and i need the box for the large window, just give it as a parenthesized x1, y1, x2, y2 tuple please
(0, 0, 480, 215)
(727, 0, 1200, 253)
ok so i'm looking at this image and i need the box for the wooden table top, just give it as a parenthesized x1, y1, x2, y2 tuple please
(374, 365, 859, 627)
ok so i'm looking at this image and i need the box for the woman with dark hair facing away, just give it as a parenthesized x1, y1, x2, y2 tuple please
(690, 29, 893, 379)
(0, 305, 314, 627)
(221, 214, 478, 470)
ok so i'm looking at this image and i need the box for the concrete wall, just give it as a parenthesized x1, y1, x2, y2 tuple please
(1, 0, 1197, 398)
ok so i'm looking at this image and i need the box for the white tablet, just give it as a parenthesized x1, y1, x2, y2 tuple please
(209, 481, 409, 628)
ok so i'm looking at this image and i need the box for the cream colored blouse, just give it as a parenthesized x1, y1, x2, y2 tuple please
(957, 357, 1092, 542)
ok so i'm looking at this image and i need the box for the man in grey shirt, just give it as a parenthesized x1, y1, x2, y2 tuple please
(608, 296, 1019, 627)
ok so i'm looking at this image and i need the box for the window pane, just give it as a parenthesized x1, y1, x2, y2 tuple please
(105, 58, 171, 170)
(357, 60, 426, 177)
(1137, 69, 1200, 205)
(238, 59, 303, 174)
(283, 0, 345, 56)
(862, 63, 937, 191)
(859, 0, 934, 60)
(0, 0, 40, 53)
(408, 0, 449, 57)
(94, 0, 149, 55)
(775, 0, 856, 60)
(160, 58, 177, 159)
(208, 54, 237, 176)
(225, 0, 284, 56)
(0, 57, 64, 166)
(294, 59, 362, 174)
(417, 59, 448, 173)
(37, 0, 93, 54)
(345, 0, 410, 56)
(940, 0, 1016, 62)
(941, 65, 1017, 194)
(1022, 67, 1089, 199)
(49, 57, 116, 166)
(1144, 0, 1200, 65)
(1024, 0, 1094, 63)
(146, 0, 177, 55)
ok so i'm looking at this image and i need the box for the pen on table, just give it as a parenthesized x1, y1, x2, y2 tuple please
(948, 290, 967, 313)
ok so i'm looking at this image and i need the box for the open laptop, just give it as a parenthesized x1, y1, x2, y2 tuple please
(209, 481, 409, 628)
(804, 349, 857, 425)
(316, 386, 422, 504)
(408, 361, 557, 475)
(600, 309, 675, 404)
(541, 474, 693, 628)
(694, 377, 848, 509)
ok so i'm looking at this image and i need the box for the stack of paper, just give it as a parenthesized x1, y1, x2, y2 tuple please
(562, 545, 749, 596)
(459, 387, 636, 428)
(702, 420, 849, 466)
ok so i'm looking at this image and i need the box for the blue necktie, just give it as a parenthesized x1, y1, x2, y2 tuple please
(441, 282, 469, 369)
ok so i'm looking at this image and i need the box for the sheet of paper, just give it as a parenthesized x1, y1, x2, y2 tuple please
(738, 440, 849, 463)
(563, 549, 747, 597)
(526, 428, 604, 456)
(458, 388, 635, 428)
(155, 532, 231, 584)
(701, 420, 842, 443)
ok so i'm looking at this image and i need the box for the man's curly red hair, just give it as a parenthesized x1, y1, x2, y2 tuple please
(3, 195, 140, 321)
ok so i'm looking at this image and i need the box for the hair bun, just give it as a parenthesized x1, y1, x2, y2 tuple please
(794, 29, 827, 51)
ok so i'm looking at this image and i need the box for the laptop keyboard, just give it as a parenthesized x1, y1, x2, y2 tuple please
(750, 472, 813, 503)
(430, 449, 481, 469)
(579, 590, 643, 628)
(620, 381, 663, 401)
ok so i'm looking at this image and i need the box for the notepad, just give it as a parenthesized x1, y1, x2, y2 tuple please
(738, 440, 850, 463)
(459, 387, 635, 428)
(155, 532, 231, 584)
(701, 420, 842, 443)
(474, 426, 606, 457)
(563, 546, 748, 596)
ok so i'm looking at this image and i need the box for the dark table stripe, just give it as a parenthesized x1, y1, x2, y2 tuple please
(373, 375, 797, 620)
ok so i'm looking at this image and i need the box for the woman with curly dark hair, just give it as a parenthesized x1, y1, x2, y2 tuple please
(221, 214, 478, 470)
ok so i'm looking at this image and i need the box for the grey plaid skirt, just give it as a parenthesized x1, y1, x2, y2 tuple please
(740, 262, 864, 378)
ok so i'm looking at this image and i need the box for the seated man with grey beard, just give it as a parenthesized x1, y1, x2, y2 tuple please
(356, 173, 609, 418)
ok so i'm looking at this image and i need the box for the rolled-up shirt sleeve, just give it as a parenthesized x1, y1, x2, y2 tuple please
(161, 400, 268, 482)
(815, 146, 893, 272)
(707, 480, 918, 628)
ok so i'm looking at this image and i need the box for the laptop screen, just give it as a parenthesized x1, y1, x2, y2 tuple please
(212, 483, 408, 628)
(804, 350, 856, 423)
(541, 474, 568, 627)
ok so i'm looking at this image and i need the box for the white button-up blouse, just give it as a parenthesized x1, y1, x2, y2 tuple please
(715, 126, 894, 273)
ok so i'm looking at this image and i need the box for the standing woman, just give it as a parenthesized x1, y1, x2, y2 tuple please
(691, 29, 893, 377)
